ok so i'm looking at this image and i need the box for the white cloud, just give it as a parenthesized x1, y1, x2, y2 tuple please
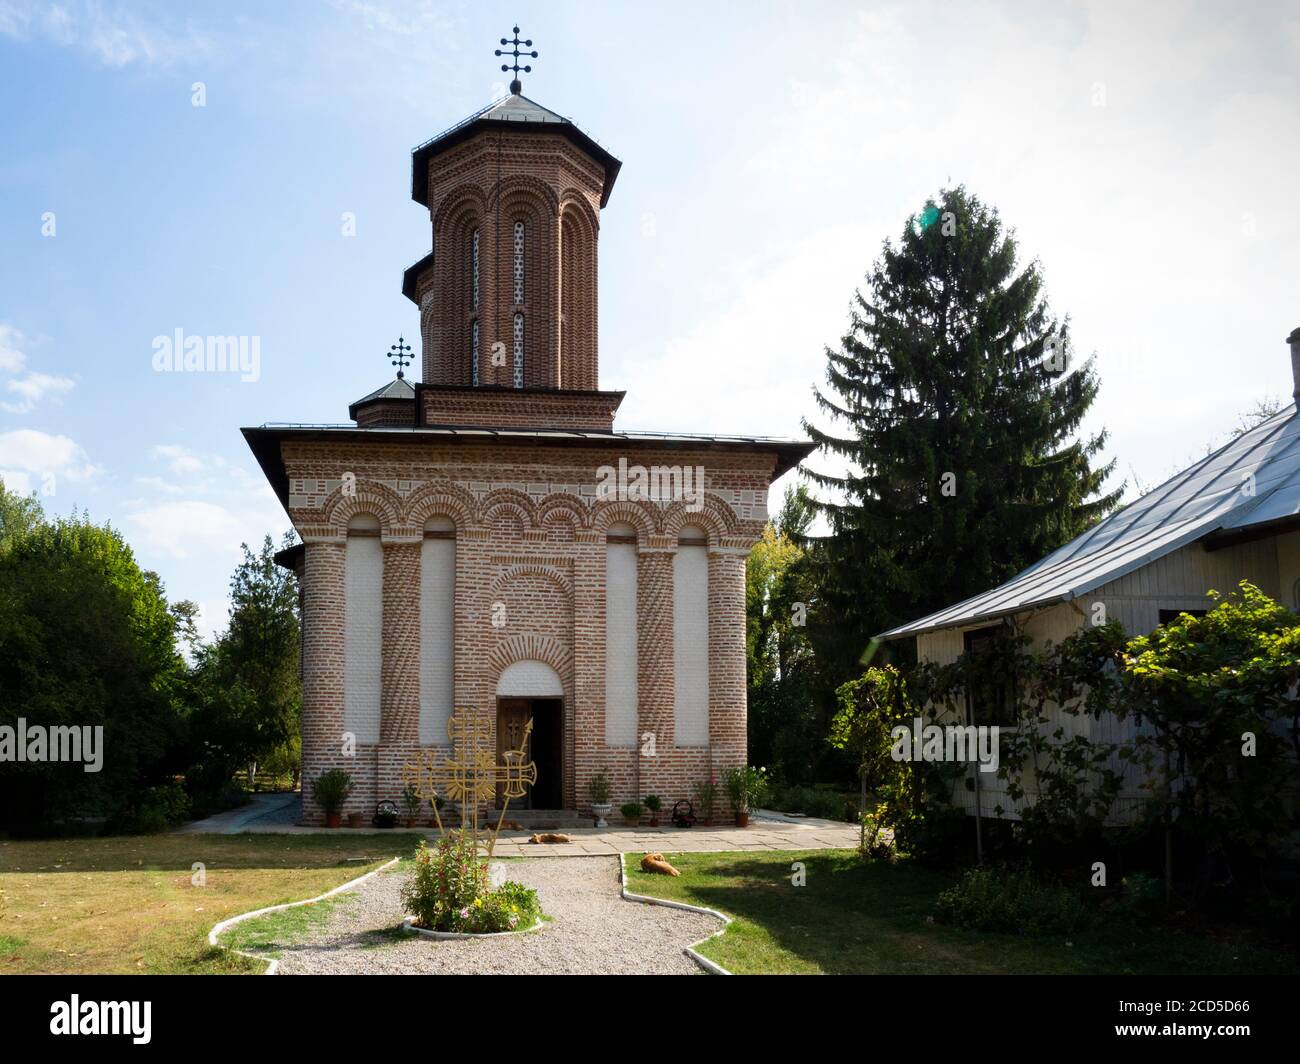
(2, 370, 76, 413)
(0, 428, 100, 493)
(123, 500, 249, 560)
(150, 443, 205, 476)
(0, 0, 214, 68)
(0, 324, 25, 373)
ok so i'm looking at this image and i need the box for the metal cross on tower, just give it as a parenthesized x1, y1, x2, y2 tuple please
(495, 25, 537, 95)
(388, 335, 412, 379)
(400, 708, 537, 857)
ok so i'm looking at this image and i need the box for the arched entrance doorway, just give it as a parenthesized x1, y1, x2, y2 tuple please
(496, 661, 564, 809)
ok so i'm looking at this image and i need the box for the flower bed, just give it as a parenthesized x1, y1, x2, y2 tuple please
(400, 834, 543, 935)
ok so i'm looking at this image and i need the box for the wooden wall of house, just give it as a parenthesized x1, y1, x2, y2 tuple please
(911, 531, 1290, 822)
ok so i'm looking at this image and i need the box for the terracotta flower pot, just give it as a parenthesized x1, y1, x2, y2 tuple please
(347, 812, 364, 829)
(735, 811, 750, 828)
(648, 815, 659, 827)
(326, 813, 342, 828)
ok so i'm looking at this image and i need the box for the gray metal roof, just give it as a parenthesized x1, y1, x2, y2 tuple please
(351, 376, 416, 406)
(881, 402, 1300, 639)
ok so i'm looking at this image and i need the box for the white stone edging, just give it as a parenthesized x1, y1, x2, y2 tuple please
(400, 915, 546, 939)
(618, 852, 733, 976)
(208, 856, 402, 975)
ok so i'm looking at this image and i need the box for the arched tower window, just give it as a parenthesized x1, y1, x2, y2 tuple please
(471, 320, 480, 387)
(512, 220, 525, 305)
(471, 228, 480, 311)
(512, 311, 525, 389)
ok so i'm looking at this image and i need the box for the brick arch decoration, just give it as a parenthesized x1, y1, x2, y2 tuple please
(486, 634, 575, 695)
(536, 492, 590, 530)
(402, 480, 480, 531)
(559, 194, 599, 389)
(589, 496, 661, 539)
(661, 493, 741, 545)
(430, 185, 489, 385)
(480, 487, 539, 529)
(492, 176, 558, 388)
(489, 561, 574, 601)
(321, 480, 405, 535)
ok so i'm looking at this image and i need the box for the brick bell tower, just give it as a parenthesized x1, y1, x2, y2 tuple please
(400, 41, 622, 405)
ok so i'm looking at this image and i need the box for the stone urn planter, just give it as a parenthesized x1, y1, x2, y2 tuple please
(591, 802, 612, 828)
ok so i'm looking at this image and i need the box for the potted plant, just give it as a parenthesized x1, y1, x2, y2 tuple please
(621, 801, 644, 827)
(428, 794, 446, 828)
(401, 785, 423, 828)
(347, 811, 365, 828)
(643, 794, 662, 827)
(589, 771, 612, 828)
(311, 768, 353, 828)
(692, 778, 719, 826)
(723, 765, 769, 828)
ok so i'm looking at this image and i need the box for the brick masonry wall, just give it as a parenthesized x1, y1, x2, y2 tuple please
(288, 437, 776, 823)
(417, 385, 622, 430)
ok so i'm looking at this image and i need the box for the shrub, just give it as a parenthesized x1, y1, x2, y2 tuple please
(620, 801, 644, 819)
(311, 769, 352, 816)
(588, 771, 611, 804)
(934, 866, 1091, 935)
(692, 778, 719, 821)
(121, 782, 192, 834)
(401, 835, 541, 934)
(643, 794, 662, 813)
(723, 765, 770, 813)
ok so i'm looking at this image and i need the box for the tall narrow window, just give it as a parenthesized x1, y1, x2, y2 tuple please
(471, 320, 480, 386)
(673, 526, 709, 747)
(512, 312, 524, 388)
(420, 516, 456, 745)
(605, 522, 639, 747)
(344, 513, 382, 744)
(512, 220, 525, 305)
(471, 229, 480, 310)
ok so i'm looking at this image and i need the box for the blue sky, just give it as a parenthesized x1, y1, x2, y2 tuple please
(2, 0, 1298, 638)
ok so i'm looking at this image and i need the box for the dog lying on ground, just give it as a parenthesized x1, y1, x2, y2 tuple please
(639, 852, 680, 876)
(528, 832, 572, 844)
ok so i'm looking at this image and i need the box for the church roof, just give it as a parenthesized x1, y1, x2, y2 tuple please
(242, 423, 814, 516)
(880, 403, 1300, 640)
(347, 375, 416, 421)
(411, 92, 622, 208)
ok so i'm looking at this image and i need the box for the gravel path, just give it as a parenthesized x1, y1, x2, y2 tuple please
(265, 856, 722, 974)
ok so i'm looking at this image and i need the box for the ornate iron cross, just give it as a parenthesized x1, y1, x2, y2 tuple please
(400, 708, 537, 857)
(389, 335, 412, 378)
(495, 25, 538, 94)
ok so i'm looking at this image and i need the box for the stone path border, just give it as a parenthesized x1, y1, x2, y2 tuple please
(208, 857, 401, 974)
(617, 853, 734, 976)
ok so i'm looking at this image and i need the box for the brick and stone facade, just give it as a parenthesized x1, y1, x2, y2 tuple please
(245, 84, 811, 824)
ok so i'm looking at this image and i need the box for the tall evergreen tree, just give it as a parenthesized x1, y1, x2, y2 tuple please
(804, 186, 1120, 678)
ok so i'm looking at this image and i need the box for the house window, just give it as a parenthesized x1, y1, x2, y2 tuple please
(512, 311, 524, 388)
(512, 220, 525, 305)
(962, 625, 1017, 728)
(1157, 608, 1207, 625)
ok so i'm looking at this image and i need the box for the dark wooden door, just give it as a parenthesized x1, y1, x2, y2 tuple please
(496, 699, 532, 808)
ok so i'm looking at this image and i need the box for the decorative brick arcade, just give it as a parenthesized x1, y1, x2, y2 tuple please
(244, 58, 811, 825)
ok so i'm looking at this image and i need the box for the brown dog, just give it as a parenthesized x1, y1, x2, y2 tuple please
(639, 852, 680, 876)
(528, 832, 572, 844)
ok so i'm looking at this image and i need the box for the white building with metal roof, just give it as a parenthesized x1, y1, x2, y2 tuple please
(881, 327, 1300, 819)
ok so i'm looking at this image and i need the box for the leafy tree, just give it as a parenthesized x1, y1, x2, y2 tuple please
(0, 502, 189, 835)
(188, 534, 301, 792)
(803, 185, 1121, 681)
(0, 476, 44, 548)
(746, 484, 825, 782)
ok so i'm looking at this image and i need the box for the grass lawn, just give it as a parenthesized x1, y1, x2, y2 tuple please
(624, 849, 1300, 975)
(0, 832, 423, 974)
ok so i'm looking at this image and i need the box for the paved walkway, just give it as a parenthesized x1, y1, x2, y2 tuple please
(249, 857, 720, 975)
(177, 795, 859, 853)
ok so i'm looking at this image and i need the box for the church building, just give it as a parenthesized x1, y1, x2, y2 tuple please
(244, 40, 811, 824)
